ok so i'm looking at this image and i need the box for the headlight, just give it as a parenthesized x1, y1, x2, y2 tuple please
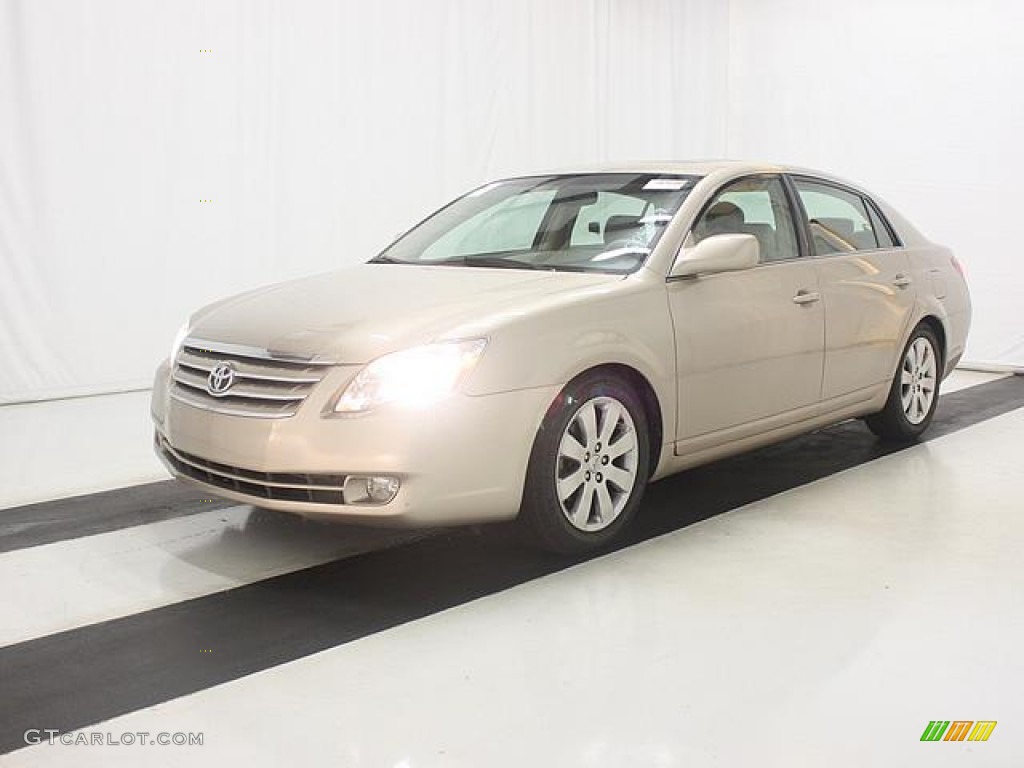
(169, 321, 190, 363)
(333, 339, 487, 413)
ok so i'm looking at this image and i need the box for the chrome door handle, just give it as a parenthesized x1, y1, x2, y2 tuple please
(893, 274, 913, 288)
(792, 290, 821, 305)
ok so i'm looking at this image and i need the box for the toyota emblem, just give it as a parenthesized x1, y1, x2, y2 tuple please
(207, 362, 235, 396)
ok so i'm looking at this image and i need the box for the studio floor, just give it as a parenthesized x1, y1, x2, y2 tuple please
(1, 369, 1021, 766)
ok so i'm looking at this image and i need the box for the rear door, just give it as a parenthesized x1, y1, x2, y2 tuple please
(788, 176, 916, 403)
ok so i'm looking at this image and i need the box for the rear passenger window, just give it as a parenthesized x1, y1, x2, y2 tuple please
(793, 180, 881, 255)
(692, 176, 799, 263)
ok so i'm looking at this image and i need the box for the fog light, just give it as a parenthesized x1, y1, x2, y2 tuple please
(366, 476, 400, 502)
(343, 475, 401, 505)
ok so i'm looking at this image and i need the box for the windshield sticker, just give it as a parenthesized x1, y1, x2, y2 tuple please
(643, 178, 690, 191)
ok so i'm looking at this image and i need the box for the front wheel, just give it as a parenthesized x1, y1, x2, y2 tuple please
(519, 374, 650, 554)
(865, 324, 942, 442)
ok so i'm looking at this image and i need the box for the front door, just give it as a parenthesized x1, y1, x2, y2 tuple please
(668, 175, 825, 445)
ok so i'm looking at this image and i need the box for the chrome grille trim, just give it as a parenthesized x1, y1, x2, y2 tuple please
(170, 342, 331, 418)
(169, 390, 298, 419)
(157, 435, 347, 505)
(173, 368, 307, 402)
(176, 359, 321, 384)
(185, 337, 336, 365)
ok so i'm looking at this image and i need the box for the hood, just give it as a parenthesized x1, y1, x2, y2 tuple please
(189, 263, 622, 363)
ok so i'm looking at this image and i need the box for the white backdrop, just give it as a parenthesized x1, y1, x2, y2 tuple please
(0, 0, 728, 404)
(1, 0, 1021, 409)
(728, 0, 1024, 369)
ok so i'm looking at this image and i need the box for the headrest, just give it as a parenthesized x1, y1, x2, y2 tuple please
(705, 201, 745, 225)
(604, 215, 643, 236)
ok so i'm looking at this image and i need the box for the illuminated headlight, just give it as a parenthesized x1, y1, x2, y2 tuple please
(333, 339, 487, 413)
(169, 321, 190, 363)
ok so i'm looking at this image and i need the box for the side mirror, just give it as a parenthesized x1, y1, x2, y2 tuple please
(670, 233, 759, 278)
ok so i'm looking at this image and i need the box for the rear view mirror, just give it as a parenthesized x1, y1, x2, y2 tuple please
(670, 233, 759, 278)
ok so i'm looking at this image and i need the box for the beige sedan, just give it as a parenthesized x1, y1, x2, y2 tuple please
(152, 161, 971, 552)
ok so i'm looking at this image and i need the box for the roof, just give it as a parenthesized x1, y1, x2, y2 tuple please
(529, 159, 876, 197)
(536, 159, 786, 177)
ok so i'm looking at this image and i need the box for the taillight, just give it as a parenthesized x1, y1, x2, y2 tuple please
(951, 254, 967, 281)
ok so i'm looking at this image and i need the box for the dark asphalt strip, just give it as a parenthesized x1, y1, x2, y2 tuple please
(0, 375, 1020, 754)
(0, 481, 235, 554)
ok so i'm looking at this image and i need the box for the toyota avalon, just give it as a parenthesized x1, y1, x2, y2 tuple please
(151, 161, 971, 552)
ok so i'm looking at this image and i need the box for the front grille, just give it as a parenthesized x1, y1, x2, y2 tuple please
(171, 341, 332, 419)
(157, 434, 346, 505)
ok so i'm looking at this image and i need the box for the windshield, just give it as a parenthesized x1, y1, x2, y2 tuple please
(372, 173, 700, 274)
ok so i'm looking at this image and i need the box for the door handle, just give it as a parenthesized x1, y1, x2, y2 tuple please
(792, 290, 821, 305)
(893, 273, 913, 288)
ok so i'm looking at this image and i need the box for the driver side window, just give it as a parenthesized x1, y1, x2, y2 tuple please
(693, 176, 799, 263)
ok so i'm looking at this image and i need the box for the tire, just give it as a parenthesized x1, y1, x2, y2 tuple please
(519, 372, 650, 554)
(865, 323, 942, 442)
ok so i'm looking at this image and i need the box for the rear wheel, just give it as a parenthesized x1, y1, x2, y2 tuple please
(865, 323, 941, 441)
(519, 373, 650, 554)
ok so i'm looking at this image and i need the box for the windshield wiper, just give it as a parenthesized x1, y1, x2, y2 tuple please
(371, 253, 582, 272)
(458, 255, 548, 270)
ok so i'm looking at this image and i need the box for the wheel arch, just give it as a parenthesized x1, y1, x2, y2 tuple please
(560, 362, 665, 479)
(917, 314, 948, 372)
(887, 309, 950, 384)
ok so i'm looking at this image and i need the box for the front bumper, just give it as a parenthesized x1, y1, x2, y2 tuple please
(151, 360, 558, 527)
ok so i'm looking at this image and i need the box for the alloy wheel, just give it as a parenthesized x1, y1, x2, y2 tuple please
(554, 396, 639, 532)
(901, 337, 937, 425)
